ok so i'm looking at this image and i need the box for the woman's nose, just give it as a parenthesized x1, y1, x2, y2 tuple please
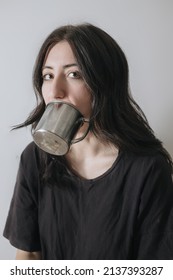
(50, 77, 66, 100)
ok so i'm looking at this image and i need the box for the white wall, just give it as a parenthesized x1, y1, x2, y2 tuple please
(0, 0, 173, 259)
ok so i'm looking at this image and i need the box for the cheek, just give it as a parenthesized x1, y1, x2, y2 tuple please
(41, 84, 49, 103)
(80, 91, 93, 117)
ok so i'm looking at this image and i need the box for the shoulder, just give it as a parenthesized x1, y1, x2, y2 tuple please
(122, 151, 171, 172)
(119, 151, 172, 188)
(21, 141, 40, 157)
(20, 141, 46, 162)
(128, 152, 173, 195)
(19, 141, 44, 173)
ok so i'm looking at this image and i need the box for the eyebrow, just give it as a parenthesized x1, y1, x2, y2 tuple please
(63, 63, 78, 69)
(42, 63, 78, 71)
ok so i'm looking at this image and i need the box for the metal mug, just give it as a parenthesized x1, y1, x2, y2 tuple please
(32, 101, 90, 156)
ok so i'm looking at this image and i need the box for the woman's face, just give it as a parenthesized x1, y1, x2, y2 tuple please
(41, 41, 92, 118)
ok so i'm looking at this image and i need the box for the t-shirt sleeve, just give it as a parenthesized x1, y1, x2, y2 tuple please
(3, 143, 41, 252)
(134, 155, 173, 259)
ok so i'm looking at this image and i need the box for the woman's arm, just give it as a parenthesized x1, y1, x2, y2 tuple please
(16, 249, 42, 260)
(134, 155, 173, 259)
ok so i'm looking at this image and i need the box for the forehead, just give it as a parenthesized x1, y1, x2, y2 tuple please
(44, 41, 76, 65)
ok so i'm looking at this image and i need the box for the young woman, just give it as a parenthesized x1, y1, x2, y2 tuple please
(3, 23, 173, 260)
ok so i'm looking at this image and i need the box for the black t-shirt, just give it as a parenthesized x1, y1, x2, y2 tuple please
(3, 142, 173, 259)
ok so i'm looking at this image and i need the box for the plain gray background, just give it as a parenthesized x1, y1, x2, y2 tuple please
(0, 0, 173, 259)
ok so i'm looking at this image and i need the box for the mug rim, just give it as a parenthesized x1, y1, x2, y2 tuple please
(46, 100, 83, 116)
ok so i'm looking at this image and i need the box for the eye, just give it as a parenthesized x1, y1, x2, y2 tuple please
(42, 73, 54, 81)
(68, 71, 82, 79)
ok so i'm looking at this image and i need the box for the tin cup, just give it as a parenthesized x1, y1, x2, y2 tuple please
(32, 101, 90, 155)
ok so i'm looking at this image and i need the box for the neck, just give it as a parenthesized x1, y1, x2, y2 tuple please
(65, 131, 119, 179)
(67, 131, 118, 159)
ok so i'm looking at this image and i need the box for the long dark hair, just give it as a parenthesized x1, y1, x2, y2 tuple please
(16, 23, 173, 175)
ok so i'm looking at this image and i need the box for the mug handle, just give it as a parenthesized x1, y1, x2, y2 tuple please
(71, 118, 90, 144)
